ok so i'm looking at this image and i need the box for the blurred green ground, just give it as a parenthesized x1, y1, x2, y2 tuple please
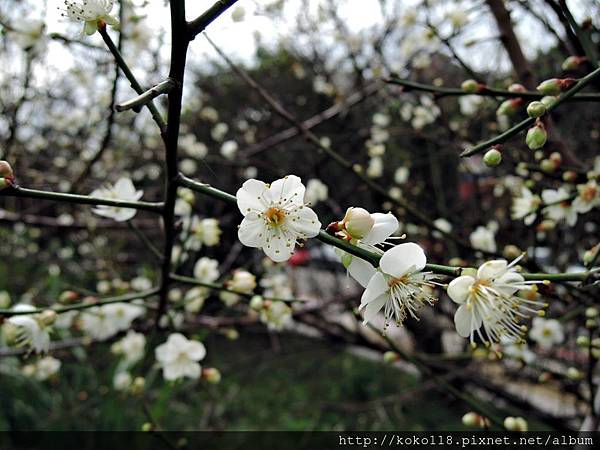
(0, 332, 465, 431)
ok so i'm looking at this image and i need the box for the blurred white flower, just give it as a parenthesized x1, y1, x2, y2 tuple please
(80, 302, 143, 341)
(62, 0, 119, 35)
(179, 134, 208, 158)
(33, 356, 61, 380)
(236, 175, 321, 262)
(155, 333, 206, 381)
(227, 269, 256, 293)
(469, 225, 496, 253)
(304, 179, 329, 205)
(193, 257, 219, 283)
(7, 305, 51, 353)
(220, 140, 238, 160)
(8, 18, 45, 50)
(394, 167, 410, 185)
(448, 257, 545, 345)
(529, 317, 564, 349)
(113, 371, 132, 391)
(260, 272, 293, 300)
(116, 330, 146, 365)
(90, 178, 143, 222)
(366, 157, 384, 178)
(259, 301, 292, 330)
(511, 187, 540, 225)
(500, 336, 535, 364)
(541, 187, 577, 226)
(184, 287, 209, 313)
(573, 180, 599, 214)
(359, 243, 437, 327)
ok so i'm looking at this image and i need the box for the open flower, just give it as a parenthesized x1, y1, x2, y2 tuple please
(529, 317, 564, 349)
(359, 243, 437, 328)
(62, 0, 119, 35)
(572, 179, 600, 214)
(541, 188, 577, 226)
(6, 305, 51, 353)
(90, 178, 143, 222)
(511, 187, 540, 225)
(236, 175, 321, 262)
(155, 333, 206, 381)
(447, 257, 546, 346)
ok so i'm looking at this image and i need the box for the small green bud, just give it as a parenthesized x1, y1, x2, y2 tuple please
(130, 377, 146, 395)
(576, 335, 590, 347)
(202, 367, 222, 384)
(586, 319, 598, 330)
(0, 291, 10, 309)
(249, 295, 264, 311)
(540, 159, 556, 173)
(526, 124, 547, 150)
(592, 338, 600, 348)
(141, 423, 154, 432)
(483, 149, 502, 167)
(508, 83, 526, 93)
(503, 245, 522, 259)
(462, 412, 478, 427)
(526, 101, 546, 118)
(562, 170, 578, 183)
(566, 367, 583, 380)
(38, 310, 57, 326)
(383, 351, 400, 363)
(461, 79, 479, 93)
(496, 99, 521, 116)
(540, 96, 558, 108)
(562, 56, 586, 71)
(342, 207, 374, 239)
(537, 78, 561, 95)
(2, 323, 19, 346)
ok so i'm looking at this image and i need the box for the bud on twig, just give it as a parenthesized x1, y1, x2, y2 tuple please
(526, 101, 546, 118)
(526, 122, 547, 150)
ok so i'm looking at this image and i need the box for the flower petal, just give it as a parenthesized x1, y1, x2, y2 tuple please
(379, 242, 426, 277)
(361, 213, 399, 245)
(454, 304, 477, 338)
(237, 213, 266, 248)
(268, 175, 305, 206)
(347, 257, 377, 288)
(287, 205, 321, 238)
(236, 179, 268, 214)
(360, 272, 388, 306)
(477, 260, 507, 280)
(362, 293, 387, 324)
(262, 228, 295, 262)
(447, 275, 475, 304)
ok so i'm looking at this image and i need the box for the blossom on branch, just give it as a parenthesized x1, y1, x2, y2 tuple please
(155, 333, 206, 381)
(61, 0, 119, 35)
(89, 178, 143, 222)
(236, 175, 321, 262)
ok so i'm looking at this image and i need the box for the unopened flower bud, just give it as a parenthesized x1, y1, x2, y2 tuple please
(586, 319, 598, 330)
(508, 83, 526, 93)
(249, 295, 264, 311)
(538, 372, 551, 383)
(483, 149, 502, 167)
(592, 338, 600, 349)
(526, 123, 547, 150)
(228, 269, 256, 293)
(38, 310, 57, 326)
(497, 98, 522, 116)
(179, 188, 195, 204)
(576, 335, 590, 347)
(540, 159, 556, 173)
(592, 348, 600, 359)
(59, 290, 79, 304)
(130, 376, 145, 395)
(342, 207, 374, 239)
(540, 96, 558, 108)
(549, 152, 562, 164)
(0, 291, 10, 309)
(383, 351, 400, 363)
(0, 161, 14, 179)
(462, 412, 489, 428)
(503, 245, 522, 260)
(536, 78, 561, 95)
(461, 79, 480, 93)
(585, 307, 599, 319)
(202, 367, 221, 384)
(526, 101, 546, 118)
(504, 416, 528, 432)
(563, 171, 578, 183)
(567, 367, 583, 380)
(223, 328, 239, 340)
(141, 423, 154, 432)
(537, 219, 556, 232)
(2, 323, 19, 346)
(562, 56, 586, 71)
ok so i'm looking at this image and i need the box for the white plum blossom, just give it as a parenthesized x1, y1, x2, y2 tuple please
(62, 0, 119, 35)
(90, 178, 143, 222)
(227, 269, 257, 293)
(193, 257, 220, 283)
(394, 167, 410, 185)
(7, 305, 51, 353)
(155, 333, 206, 381)
(220, 140, 238, 160)
(500, 336, 536, 364)
(529, 317, 564, 349)
(236, 175, 321, 262)
(447, 257, 546, 346)
(469, 225, 496, 253)
(33, 356, 61, 380)
(259, 301, 293, 330)
(541, 188, 577, 226)
(113, 371, 132, 391)
(79, 302, 144, 341)
(572, 179, 600, 214)
(511, 187, 540, 225)
(190, 217, 221, 248)
(359, 243, 437, 328)
(114, 331, 146, 366)
(260, 272, 293, 300)
(184, 287, 209, 313)
(366, 157, 384, 178)
(304, 179, 329, 205)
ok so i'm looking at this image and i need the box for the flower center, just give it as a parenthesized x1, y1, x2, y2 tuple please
(581, 185, 598, 202)
(265, 207, 286, 226)
(469, 279, 491, 299)
(388, 275, 409, 288)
